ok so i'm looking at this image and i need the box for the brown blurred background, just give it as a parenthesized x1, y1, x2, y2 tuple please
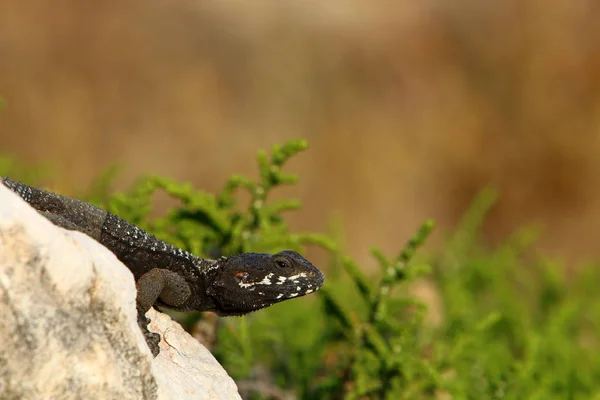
(1, 0, 600, 267)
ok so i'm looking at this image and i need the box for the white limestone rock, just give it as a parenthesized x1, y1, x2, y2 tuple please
(0, 184, 241, 400)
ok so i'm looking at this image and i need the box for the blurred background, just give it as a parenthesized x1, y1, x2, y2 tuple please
(1, 0, 600, 267)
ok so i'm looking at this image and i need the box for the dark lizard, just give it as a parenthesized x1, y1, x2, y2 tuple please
(1, 177, 324, 356)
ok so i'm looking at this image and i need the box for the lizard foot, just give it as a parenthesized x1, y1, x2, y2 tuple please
(137, 308, 160, 357)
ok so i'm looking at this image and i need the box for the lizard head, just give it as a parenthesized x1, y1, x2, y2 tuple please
(206, 250, 324, 316)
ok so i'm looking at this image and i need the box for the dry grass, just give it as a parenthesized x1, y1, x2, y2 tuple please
(1, 0, 600, 266)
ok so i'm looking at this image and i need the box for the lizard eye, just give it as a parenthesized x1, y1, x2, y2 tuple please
(275, 259, 290, 268)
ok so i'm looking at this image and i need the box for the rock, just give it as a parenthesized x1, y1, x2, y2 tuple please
(0, 184, 241, 400)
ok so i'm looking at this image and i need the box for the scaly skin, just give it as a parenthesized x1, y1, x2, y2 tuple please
(2, 177, 324, 355)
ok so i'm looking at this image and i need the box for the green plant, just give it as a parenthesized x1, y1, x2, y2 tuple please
(0, 155, 51, 185)
(4, 140, 600, 399)
(92, 140, 334, 257)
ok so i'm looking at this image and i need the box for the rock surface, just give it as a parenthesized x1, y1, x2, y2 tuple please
(0, 184, 241, 400)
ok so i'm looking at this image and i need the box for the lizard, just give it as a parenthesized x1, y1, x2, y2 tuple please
(1, 177, 324, 356)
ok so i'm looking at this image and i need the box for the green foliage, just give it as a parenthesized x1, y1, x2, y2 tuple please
(4, 140, 600, 399)
(429, 192, 600, 399)
(0, 155, 52, 185)
(89, 140, 334, 258)
(315, 221, 435, 399)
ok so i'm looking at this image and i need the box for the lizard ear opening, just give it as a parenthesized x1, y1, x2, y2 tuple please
(206, 254, 281, 314)
(233, 271, 249, 282)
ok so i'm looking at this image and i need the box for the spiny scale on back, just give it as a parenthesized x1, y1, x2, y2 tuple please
(100, 212, 218, 280)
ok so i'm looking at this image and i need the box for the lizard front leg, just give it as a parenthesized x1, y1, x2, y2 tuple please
(136, 269, 192, 356)
(25, 209, 179, 356)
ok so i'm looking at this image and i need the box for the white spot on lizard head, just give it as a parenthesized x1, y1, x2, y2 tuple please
(237, 272, 275, 289)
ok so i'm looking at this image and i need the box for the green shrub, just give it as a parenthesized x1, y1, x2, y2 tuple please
(3, 140, 600, 399)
